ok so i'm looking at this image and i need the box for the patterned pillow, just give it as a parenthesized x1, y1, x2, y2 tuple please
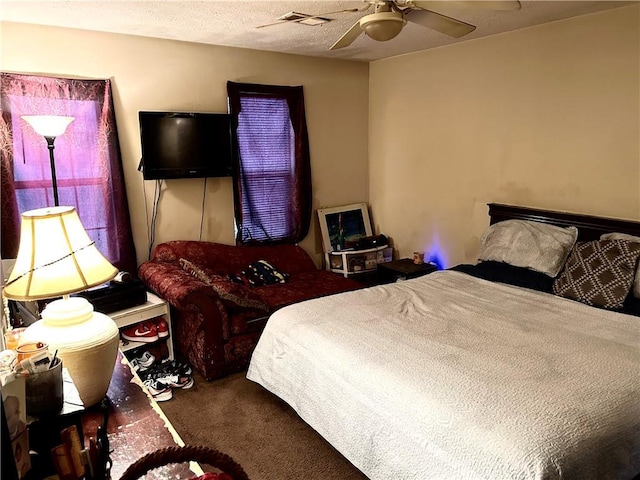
(552, 240, 640, 309)
(229, 260, 289, 287)
(601, 232, 640, 298)
(478, 220, 578, 277)
(179, 258, 269, 312)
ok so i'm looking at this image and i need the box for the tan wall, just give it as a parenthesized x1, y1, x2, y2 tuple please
(0, 22, 369, 266)
(369, 5, 640, 268)
(3, 7, 639, 272)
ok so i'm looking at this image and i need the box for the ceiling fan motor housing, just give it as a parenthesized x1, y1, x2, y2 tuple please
(360, 11, 405, 41)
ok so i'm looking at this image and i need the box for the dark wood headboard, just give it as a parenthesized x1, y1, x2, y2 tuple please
(488, 203, 640, 241)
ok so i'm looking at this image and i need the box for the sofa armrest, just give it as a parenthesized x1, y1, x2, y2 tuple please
(138, 261, 221, 311)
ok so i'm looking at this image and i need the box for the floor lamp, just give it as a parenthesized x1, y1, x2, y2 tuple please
(3, 206, 120, 407)
(22, 115, 75, 207)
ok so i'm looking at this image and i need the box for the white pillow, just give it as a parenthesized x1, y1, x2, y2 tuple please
(478, 220, 578, 277)
(600, 232, 640, 298)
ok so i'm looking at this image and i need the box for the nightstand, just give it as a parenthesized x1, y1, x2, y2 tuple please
(377, 258, 437, 284)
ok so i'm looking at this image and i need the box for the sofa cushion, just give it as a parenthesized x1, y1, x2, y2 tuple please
(253, 271, 362, 311)
(179, 258, 269, 312)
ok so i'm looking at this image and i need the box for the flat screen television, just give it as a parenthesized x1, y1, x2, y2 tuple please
(139, 111, 234, 180)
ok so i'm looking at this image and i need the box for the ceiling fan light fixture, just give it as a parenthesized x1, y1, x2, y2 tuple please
(360, 11, 405, 42)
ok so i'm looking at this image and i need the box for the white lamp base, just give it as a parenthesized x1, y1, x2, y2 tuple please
(21, 296, 119, 407)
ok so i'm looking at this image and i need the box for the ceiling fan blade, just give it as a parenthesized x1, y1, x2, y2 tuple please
(256, 19, 289, 29)
(407, 8, 476, 37)
(414, 1, 520, 11)
(330, 20, 364, 50)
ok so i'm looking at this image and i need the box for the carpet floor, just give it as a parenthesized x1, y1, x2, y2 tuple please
(159, 370, 369, 480)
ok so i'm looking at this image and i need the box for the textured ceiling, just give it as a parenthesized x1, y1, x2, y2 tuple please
(1, 1, 636, 62)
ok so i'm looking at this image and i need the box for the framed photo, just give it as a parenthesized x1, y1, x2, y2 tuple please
(317, 203, 373, 253)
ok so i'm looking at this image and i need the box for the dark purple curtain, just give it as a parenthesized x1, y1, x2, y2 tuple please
(227, 81, 312, 246)
(0, 73, 137, 273)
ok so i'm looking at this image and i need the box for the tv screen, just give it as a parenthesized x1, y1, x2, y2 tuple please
(139, 111, 234, 180)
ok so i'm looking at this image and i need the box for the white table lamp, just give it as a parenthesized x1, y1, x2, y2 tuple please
(3, 206, 120, 407)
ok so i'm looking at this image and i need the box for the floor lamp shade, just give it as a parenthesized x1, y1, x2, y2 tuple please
(22, 115, 74, 137)
(3, 206, 120, 407)
(22, 115, 74, 207)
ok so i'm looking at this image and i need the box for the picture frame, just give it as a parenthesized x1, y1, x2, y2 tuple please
(317, 203, 373, 253)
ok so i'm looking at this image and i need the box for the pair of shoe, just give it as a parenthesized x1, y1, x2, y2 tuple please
(140, 359, 194, 402)
(121, 317, 169, 344)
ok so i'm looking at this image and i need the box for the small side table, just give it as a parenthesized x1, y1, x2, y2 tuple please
(377, 258, 437, 284)
(110, 292, 174, 360)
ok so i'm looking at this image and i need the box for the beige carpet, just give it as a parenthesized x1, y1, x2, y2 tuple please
(159, 370, 369, 480)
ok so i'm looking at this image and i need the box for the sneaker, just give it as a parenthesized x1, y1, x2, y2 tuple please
(158, 359, 192, 376)
(143, 379, 172, 402)
(130, 351, 155, 372)
(140, 370, 194, 389)
(169, 375, 194, 389)
(121, 322, 159, 343)
(129, 358, 143, 373)
(150, 318, 170, 338)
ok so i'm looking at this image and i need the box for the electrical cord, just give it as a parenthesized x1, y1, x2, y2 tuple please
(147, 179, 163, 259)
(199, 178, 207, 241)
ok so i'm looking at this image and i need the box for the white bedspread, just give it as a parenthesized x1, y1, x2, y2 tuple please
(247, 270, 640, 480)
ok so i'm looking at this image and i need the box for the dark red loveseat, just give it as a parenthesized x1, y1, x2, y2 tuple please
(138, 241, 362, 380)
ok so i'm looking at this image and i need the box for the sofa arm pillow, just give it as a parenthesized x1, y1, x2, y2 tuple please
(179, 259, 269, 312)
(601, 232, 640, 298)
(552, 240, 640, 310)
(478, 219, 578, 277)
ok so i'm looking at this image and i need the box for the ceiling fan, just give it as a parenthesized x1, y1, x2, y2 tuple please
(259, 0, 521, 50)
(331, 0, 521, 49)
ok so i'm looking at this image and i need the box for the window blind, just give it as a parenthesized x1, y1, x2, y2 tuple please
(236, 96, 294, 242)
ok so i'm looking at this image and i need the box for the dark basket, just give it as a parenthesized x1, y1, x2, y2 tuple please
(119, 445, 249, 480)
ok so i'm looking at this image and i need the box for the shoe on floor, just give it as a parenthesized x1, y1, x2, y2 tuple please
(158, 359, 192, 376)
(140, 370, 193, 389)
(168, 375, 194, 389)
(143, 378, 172, 402)
(150, 318, 170, 338)
(171, 375, 194, 389)
(121, 322, 159, 343)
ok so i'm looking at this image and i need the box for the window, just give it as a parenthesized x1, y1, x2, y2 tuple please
(0, 73, 137, 273)
(227, 82, 312, 245)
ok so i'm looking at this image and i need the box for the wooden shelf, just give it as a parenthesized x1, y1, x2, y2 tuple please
(110, 292, 174, 360)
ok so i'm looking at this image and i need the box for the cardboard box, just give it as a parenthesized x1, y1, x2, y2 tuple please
(1, 372, 31, 478)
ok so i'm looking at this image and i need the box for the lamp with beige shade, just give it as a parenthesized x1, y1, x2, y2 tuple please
(3, 206, 120, 407)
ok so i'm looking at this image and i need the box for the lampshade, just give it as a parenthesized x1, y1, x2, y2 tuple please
(361, 12, 404, 42)
(3, 206, 120, 407)
(22, 115, 74, 137)
(4, 207, 117, 300)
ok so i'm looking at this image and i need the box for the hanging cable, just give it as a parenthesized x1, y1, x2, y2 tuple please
(148, 179, 163, 259)
(199, 178, 207, 241)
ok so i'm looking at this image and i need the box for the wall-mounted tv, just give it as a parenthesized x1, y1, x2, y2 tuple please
(139, 111, 234, 180)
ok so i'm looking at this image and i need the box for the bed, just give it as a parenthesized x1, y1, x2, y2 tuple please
(247, 203, 640, 480)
